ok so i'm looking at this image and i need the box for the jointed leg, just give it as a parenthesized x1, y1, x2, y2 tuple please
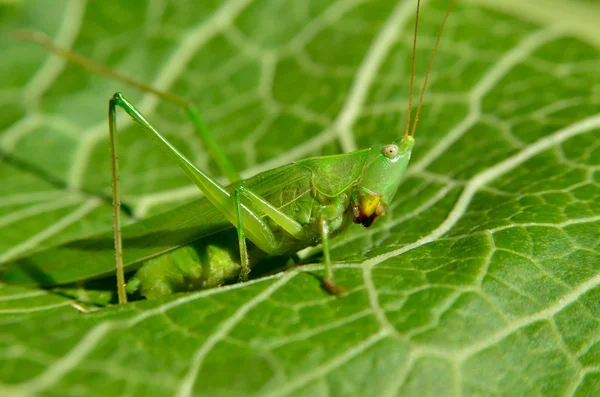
(231, 185, 306, 282)
(108, 98, 127, 304)
(319, 215, 346, 296)
(233, 189, 250, 282)
(185, 106, 239, 182)
(236, 186, 304, 237)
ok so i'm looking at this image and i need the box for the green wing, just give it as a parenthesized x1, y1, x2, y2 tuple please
(298, 149, 370, 197)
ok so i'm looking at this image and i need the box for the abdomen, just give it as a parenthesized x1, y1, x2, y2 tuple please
(126, 229, 260, 299)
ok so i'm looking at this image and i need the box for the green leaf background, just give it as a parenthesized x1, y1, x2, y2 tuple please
(1, 0, 600, 395)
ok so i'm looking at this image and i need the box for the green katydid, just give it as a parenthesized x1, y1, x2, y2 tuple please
(5, 0, 454, 304)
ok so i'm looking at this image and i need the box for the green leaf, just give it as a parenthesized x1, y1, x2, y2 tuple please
(1, 0, 600, 395)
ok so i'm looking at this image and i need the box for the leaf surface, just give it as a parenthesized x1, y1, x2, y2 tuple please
(1, 0, 599, 396)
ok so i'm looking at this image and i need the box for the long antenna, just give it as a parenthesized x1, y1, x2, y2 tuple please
(14, 29, 241, 182)
(14, 30, 188, 107)
(410, 0, 454, 137)
(403, 0, 421, 138)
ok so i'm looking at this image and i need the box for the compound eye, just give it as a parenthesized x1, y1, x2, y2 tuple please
(382, 144, 398, 158)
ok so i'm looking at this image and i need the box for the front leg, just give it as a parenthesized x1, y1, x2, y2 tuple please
(234, 189, 251, 282)
(319, 214, 347, 296)
(233, 185, 305, 282)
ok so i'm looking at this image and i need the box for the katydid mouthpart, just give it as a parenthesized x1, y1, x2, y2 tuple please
(8, 0, 454, 304)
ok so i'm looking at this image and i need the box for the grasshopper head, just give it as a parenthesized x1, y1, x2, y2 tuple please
(352, 136, 414, 227)
(350, 0, 453, 227)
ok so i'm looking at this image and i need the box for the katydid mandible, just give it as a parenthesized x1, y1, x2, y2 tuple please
(18, 0, 454, 304)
